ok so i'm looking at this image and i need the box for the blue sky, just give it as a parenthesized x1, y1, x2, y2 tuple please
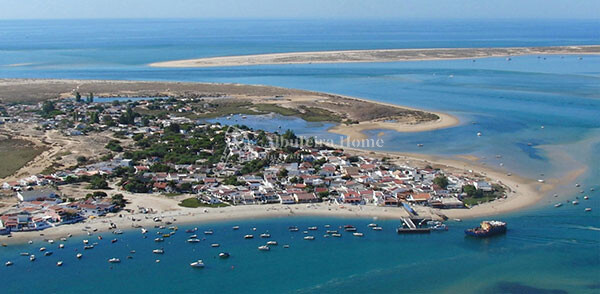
(1, 0, 599, 20)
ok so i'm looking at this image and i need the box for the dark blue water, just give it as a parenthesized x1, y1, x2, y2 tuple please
(0, 19, 599, 293)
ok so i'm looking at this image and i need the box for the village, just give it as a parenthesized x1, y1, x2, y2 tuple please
(0, 95, 505, 235)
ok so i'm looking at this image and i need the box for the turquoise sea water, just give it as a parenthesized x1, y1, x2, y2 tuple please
(0, 19, 599, 293)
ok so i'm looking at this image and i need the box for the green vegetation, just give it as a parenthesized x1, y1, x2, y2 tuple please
(433, 176, 449, 189)
(105, 140, 123, 152)
(0, 139, 46, 178)
(87, 175, 109, 189)
(461, 184, 506, 207)
(179, 197, 228, 208)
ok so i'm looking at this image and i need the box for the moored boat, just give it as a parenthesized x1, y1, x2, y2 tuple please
(153, 248, 164, 254)
(190, 260, 205, 268)
(187, 238, 200, 243)
(108, 258, 120, 263)
(5, 261, 13, 266)
(465, 221, 507, 238)
(244, 234, 254, 239)
(352, 232, 364, 237)
(56, 261, 63, 267)
(266, 240, 278, 245)
(76, 253, 83, 259)
(219, 252, 230, 258)
(303, 236, 315, 240)
(258, 245, 270, 251)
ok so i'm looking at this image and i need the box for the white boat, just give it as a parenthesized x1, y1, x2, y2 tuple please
(232, 226, 240, 230)
(153, 249, 164, 254)
(56, 261, 63, 267)
(190, 260, 205, 268)
(76, 253, 82, 259)
(584, 196, 589, 200)
(39, 247, 46, 252)
(189, 234, 198, 239)
(187, 239, 200, 243)
(266, 241, 278, 245)
(48, 240, 54, 244)
(308, 227, 318, 231)
(373, 227, 383, 231)
(244, 235, 254, 239)
(219, 252, 230, 258)
(258, 245, 270, 251)
(59, 244, 65, 249)
(28, 240, 33, 244)
(367, 223, 377, 227)
(324, 224, 331, 228)
(155, 238, 164, 242)
(260, 233, 271, 238)
(211, 243, 220, 247)
(84, 245, 94, 250)
(303, 236, 315, 240)
(555, 203, 563, 208)
(283, 245, 290, 248)
(573, 200, 579, 205)
(83, 240, 89, 244)
(141, 228, 148, 234)
(5, 261, 13, 266)
(108, 258, 120, 263)
(44, 251, 53, 256)
(20, 252, 29, 256)
(30, 255, 36, 261)
(585, 208, 592, 212)
(454, 219, 462, 222)
(204, 230, 213, 235)
(538, 179, 545, 183)
(477, 132, 482, 136)
(331, 233, 342, 237)
(353, 232, 364, 237)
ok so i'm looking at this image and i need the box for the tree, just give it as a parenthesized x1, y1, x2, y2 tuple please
(433, 176, 449, 189)
(75, 92, 81, 102)
(277, 168, 288, 179)
(76, 156, 88, 164)
(463, 184, 483, 198)
(87, 175, 109, 189)
(89, 111, 100, 124)
(87, 92, 94, 104)
(111, 193, 126, 207)
(42, 101, 55, 115)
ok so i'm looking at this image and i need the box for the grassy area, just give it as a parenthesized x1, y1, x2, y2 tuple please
(0, 139, 46, 178)
(462, 195, 498, 207)
(162, 192, 182, 197)
(253, 104, 342, 122)
(178, 197, 229, 208)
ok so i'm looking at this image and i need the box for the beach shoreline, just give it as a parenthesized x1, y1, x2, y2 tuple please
(149, 45, 600, 68)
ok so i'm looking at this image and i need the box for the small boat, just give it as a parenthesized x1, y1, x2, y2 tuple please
(308, 227, 318, 231)
(48, 240, 54, 244)
(344, 225, 357, 232)
(283, 245, 290, 248)
(30, 255, 36, 261)
(204, 230, 214, 235)
(28, 240, 33, 244)
(477, 132, 482, 136)
(5, 261, 13, 266)
(367, 223, 377, 227)
(260, 233, 271, 238)
(44, 251, 53, 256)
(555, 203, 563, 208)
(154, 238, 164, 242)
(59, 244, 65, 249)
(326, 230, 338, 234)
(113, 230, 123, 235)
(20, 252, 29, 256)
(372, 227, 383, 231)
(108, 258, 120, 263)
(219, 252, 230, 258)
(538, 179, 545, 183)
(575, 183, 581, 187)
(130, 250, 136, 254)
(84, 245, 94, 250)
(585, 208, 592, 212)
(152, 249, 164, 254)
(39, 247, 46, 252)
(162, 234, 170, 238)
(573, 200, 579, 205)
(211, 243, 220, 248)
(331, 233, 342, 237)
(266, 241, 278, 246)
(155, 259, 160, 263)
(303, 236, 315, 240)
(56, 261, 63, 267)
(258, 245, 270, 251)
(232, 226, 240, 230)
(98, 236, 103, 240)
(288, 226, 299, 232)
(111, 239, 118, 243)
(584, 196, 589, 200)
(244, 235, 254, 239)
(189, 234, 198, 239)
(187, 238, 200, 243)
(417, 143, 424, 147)
(190, 260, 205, 268)
(83, 240, 89, 244)
(324, 224, 331, 228)
(353, 232, 364, 237)
(141, 228, 148, 234)
(454, 219, 462, 222)
(76, 253, 82, 259)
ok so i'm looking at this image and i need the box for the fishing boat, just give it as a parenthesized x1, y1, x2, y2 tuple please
(258, 245, 270, 251)
(584, 196, 589, 200)
(260, 233, 271, 238)
(353, 232, 364, 237)
(189, 234, 198, 239)
(187, 238, 200, 243)
(368, 223, 377, 227)
(84, 245, 94, 250)
(162, 234, 171, 238)
(83, 240, 89, 244)
(56, 261, 63, 267)
(48, 239, 54, 244)
(190, 260, 205, 268)
(219, 252, 230, 258)
(20, 252, 29, 256)
(59, 244, 65, 249)
(585, 208, 592, 212)
(331, 233, 342, 237)
(307, 227, 318, 231)
(152, 249, 164, 254)
(283, 245, 290, 248)
(108, 258, 120, 263)
(44, 251, 53, 256)
(288, 226, 299, 232)
(211, 243, 220, 247)
(232, 226, 240, 230)
(204, 230, 214, 235)
(266, 240, 278, 245)
(29, 255, 36, 261)
(76, 253, 82, 259)
(573, 200, 579, 205)
(465, 221, 507, 238)
(155, 238, 164, 242)
(5, 261, 13, 266)
(244, 234, 254, 239)
(555, 203, 563, 208)
(303, 236, 315, 240)
(39, 247, 46, 252)
(372, 227, 383, 231)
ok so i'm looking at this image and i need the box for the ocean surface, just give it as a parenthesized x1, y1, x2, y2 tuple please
(0, 19, 599, 293)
